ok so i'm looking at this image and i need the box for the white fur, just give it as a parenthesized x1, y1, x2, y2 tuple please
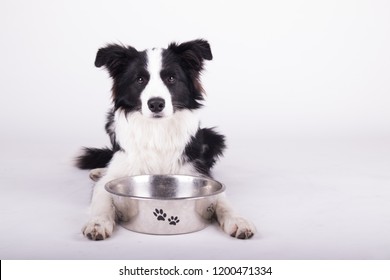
(114, 109, 200, 175)
(215, 194, 256, 239)
(140, 48, 174, 118)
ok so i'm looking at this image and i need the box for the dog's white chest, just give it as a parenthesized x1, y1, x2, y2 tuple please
(112, 110, 200, 175)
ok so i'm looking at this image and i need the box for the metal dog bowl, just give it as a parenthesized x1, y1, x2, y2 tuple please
(105, 175, 225, 235)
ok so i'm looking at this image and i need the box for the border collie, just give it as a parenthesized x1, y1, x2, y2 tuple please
(76, 39, 255, 240)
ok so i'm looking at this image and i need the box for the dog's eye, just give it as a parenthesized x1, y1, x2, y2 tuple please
(167, 76, 176, 84)
(136, 77, 145, 84)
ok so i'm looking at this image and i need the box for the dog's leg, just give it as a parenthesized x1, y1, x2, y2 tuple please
(82, 176, 116, 240)
(215, 194, 256, 239)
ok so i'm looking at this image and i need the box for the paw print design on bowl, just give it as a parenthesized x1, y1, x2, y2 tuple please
(153, 209, 167, 221)
(168, 216, 180, 226)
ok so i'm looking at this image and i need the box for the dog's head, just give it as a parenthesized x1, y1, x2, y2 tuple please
(95, 39, 212, 118)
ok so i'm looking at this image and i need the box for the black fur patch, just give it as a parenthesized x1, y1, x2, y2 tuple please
(184, 128, 226, 176)
(75, 147, 113, 169)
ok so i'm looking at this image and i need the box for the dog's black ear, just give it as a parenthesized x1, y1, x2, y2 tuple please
(168, 39, 213, 71)
(95, 44, 138, 77)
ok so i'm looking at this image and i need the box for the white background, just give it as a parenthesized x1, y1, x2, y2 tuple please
(0, 0, 389, 259)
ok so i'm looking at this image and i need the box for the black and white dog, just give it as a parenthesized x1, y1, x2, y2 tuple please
(77, 39, 255, 240)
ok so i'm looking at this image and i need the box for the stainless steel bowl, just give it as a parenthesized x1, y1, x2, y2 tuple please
(105, 175, 225, 235)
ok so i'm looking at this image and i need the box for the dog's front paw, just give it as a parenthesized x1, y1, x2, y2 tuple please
(220, 216, 256, 239)
(82, 217, 114, 241)
(89, 168, 107, 182)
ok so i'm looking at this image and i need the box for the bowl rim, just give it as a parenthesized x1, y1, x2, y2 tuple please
(105, 174, 226, 200)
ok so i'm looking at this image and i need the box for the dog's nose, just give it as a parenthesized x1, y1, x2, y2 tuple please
(147, 98, 165, 113)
